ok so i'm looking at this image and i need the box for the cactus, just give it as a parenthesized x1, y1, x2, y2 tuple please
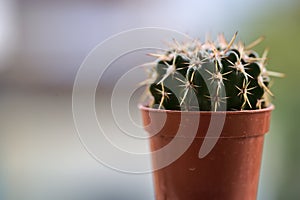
(142, 32, 283, 111)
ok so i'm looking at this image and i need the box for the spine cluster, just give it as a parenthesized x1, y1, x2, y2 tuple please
(143, 32, 282, 111)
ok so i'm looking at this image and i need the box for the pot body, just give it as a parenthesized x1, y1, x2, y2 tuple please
(139, 105, 273, 200)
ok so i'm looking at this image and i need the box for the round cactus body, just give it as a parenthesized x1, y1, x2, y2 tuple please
(143, 33, 282, 111)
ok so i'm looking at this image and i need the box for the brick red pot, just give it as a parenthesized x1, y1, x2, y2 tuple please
(139, 105, 273, 200)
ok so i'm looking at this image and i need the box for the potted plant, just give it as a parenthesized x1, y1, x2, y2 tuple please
(139, 32, 282, 200)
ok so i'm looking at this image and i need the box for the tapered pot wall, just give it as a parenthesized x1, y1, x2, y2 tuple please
(139, 105, 273, 200)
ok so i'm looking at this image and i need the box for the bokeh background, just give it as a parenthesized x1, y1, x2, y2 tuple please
(0, 0, 299, 199)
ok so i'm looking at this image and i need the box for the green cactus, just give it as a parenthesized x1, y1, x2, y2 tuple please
(142, 32, 283, 111)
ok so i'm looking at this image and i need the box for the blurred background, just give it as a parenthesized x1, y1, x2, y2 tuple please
(0, 0, 299, 199)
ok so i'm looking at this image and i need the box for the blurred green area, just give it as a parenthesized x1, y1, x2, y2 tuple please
(246, 2, 300, 199)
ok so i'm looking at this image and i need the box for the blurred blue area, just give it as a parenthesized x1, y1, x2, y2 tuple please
(0, 0, 299, 199)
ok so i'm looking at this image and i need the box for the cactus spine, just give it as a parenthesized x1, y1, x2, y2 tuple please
(143, 32, 282, 111)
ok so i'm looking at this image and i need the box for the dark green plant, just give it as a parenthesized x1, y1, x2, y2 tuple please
(142, 32, 283, 111)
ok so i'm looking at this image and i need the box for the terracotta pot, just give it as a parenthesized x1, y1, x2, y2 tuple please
(139, 105, 273, 200)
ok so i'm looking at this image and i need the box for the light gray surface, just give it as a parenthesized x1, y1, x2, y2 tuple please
(1, 89, 154, 200)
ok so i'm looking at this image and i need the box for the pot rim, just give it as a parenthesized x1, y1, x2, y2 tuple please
(138, 104, 274, 115)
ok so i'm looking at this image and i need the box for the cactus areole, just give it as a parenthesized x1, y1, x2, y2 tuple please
(142, 32, 282, 111)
